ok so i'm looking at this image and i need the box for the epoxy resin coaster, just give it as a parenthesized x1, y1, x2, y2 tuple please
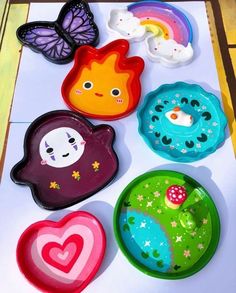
(108, 1, 193, 67)
(16, 0, 99, 64)
(11, 110, 118, 210)
(61, 39, 144, 120)
(114, 170, 220, 279)
(138, 82, 227, 162)
(17, 211, 106, 292)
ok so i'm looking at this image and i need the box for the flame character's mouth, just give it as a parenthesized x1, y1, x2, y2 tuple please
(95, 92, 103, 97)
(62, 153, 69, 157)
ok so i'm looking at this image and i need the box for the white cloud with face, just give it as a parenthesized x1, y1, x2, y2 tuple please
(146, 36, 194, 67)
(108, 9, 146, 41)
(39, 127, 85, 168)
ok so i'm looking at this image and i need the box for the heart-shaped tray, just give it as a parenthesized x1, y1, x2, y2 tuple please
(17, 211, 106, 292)
(114, 170, 220, 279)
(138, 82, 227, 162)
(11, 110, 119, 210)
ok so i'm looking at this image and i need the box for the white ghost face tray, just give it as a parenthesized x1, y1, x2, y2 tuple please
(11, 110, 119, 209)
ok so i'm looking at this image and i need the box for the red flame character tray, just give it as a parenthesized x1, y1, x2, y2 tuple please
(11, 110, 119, 210)
(17, 211, 106, 292)
(61, 39, 144, 120)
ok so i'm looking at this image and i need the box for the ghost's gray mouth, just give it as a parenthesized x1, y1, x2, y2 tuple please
(62, 153, 69, 157)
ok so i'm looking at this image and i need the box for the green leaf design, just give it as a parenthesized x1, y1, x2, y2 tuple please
(123, 224, 130, 232)
(156, 260, 164, 268)
(128, 217, 135, 225)
(173, 264, 181, 271)
(124, 201, 131, 207)
(141, 251, 149, 259)
(152, 249, 160, 258)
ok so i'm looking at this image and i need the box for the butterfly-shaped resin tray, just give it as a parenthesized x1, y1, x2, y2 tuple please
(108, 1, 193, 67)
(138, 82, 227, 162)
(114, 170, 220, 279)
(11, 110, 118, 210)
(16, 0, 99, 64)
(17, 211, 106, 292)
(62, 39, 144, 120)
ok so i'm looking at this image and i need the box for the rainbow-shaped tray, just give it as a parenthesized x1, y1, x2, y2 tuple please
(108, 1, 194, 67)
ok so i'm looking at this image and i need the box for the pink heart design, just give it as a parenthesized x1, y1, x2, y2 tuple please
(17, 211, 106, 293)
(42, 234, 84, 273)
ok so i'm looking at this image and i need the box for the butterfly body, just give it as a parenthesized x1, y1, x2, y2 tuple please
(16, 0, 99, 64)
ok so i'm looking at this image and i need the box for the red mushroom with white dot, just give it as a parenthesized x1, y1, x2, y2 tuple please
(165, 185, 187, 209)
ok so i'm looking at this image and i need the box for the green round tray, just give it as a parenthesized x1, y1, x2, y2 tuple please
(113, 170, 220, 279)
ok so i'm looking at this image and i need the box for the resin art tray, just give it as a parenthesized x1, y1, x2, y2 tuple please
(108, 1, 193, 67)
(11, 110, 118, 210)
(138, 82, 227, 162)
(17, 211, 106, 292)
(114, 170, 220, 279)
(16, 0, 99, 64)
(62, 39, 144, 120)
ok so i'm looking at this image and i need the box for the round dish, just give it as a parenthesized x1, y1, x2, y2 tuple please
(114, 170, 220, 279)
(137, 82, 227, 162)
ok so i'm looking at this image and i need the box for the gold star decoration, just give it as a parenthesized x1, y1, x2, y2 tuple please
(49, 181, 60, 189)
(72, 171, 80, 181)
(92, 161, 100, 171)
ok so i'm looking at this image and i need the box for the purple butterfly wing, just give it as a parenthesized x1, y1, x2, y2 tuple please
(16, 1, 99, 63)
(58, 0, 99, 46)
(17, 23, 73, 64)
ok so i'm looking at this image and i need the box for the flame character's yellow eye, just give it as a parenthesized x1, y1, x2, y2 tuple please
(111, 88, 121, 97)
(83, 81, 93, 90)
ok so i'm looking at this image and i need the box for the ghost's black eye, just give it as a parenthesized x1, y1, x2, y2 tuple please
(69, 137, 75, 144)
(46, 147, 53, 154)
(83, 81, 93, 90)
(111, 88, 121, 97)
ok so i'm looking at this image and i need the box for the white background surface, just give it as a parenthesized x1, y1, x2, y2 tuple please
(1, 2, 236, 293)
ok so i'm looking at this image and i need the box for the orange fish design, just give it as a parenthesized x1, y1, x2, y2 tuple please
(62, 39, 144, 120)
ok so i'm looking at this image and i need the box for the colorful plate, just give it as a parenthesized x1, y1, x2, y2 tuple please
(16, 0, 99, 64)
(11, 110, 118, 210)
(17, 211, 106, 292)
(108, 1, 193, 67)
(114, 170, 220, 279)
(138, 82, 227, 162)
(61, 39, 144, 120)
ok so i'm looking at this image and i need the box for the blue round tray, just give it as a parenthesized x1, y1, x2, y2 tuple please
(137, 82, 227, 162)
